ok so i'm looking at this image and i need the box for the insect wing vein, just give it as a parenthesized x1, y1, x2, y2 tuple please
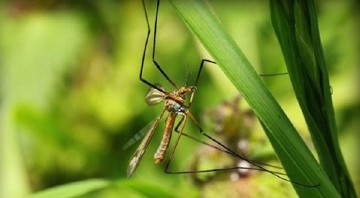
(123, 118, 158, 151)
(127, 111, 165, 177)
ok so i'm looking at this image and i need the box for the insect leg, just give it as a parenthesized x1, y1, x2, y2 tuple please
(187, 59, 216, 108)
(164, 115, 283, 174)
(145, 0, 178, 89)
(194, 59, 216, 87)
(171, 128, 283, 170)
(139, 0, 167, 94)
(164, 114, 187, 173)
(185, 110, 319, 187)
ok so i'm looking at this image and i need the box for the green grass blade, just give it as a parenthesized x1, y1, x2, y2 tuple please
(171, 0, 340, 197)
(270, 0, 357, 197)
(119, 179, 182, 198)
(29, 179, 111, 198)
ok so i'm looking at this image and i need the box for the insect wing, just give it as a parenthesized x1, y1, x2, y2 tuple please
(145, 86, 165, 105)
(122, 118, 157, 151)
(127, 114, 163, 177)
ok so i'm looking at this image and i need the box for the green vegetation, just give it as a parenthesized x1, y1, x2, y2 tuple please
(0, 1, 358, 197)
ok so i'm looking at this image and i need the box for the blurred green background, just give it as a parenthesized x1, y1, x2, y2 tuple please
(0, 0, 358, 197)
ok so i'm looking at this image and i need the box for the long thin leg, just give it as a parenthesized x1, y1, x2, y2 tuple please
(164, 115, 285, 175)
(140, 0, 167, 94)
(164, 114, 187, 172)
(187, 59, 216, 108)
(152, 0, 178, 89)
(185, 110, 319, 187)
(171, 128, 283, 170)
(194, 59, 216, 87)
(194, 59, 287, 80)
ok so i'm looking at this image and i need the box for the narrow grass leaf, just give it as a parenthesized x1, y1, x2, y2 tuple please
(270, 0, 357, 197)
(30, 179, 111, 198)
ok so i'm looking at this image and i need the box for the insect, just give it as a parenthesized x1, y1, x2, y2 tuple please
(125, 0, 212, 177)
(125, 0, 318, 188)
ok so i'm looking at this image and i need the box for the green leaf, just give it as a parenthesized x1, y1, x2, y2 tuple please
(170, 0, 340, 197)
(118, 179, 183, 198)
(29, 179, 111, 198)
(270, 0, 357, 197)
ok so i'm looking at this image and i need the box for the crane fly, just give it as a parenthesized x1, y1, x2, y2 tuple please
(127, 83, 200, 176)
(125, 0, 319, 188)
(126, 0, 211, 177)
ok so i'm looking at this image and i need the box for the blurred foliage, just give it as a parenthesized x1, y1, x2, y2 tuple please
(0, 0, 358, 198)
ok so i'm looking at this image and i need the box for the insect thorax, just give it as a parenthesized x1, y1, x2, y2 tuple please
(165, 99, 186, 114)
(164, 86, 195, 113)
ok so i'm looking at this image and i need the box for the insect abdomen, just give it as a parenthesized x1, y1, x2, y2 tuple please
(154, 112, 176, 163)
